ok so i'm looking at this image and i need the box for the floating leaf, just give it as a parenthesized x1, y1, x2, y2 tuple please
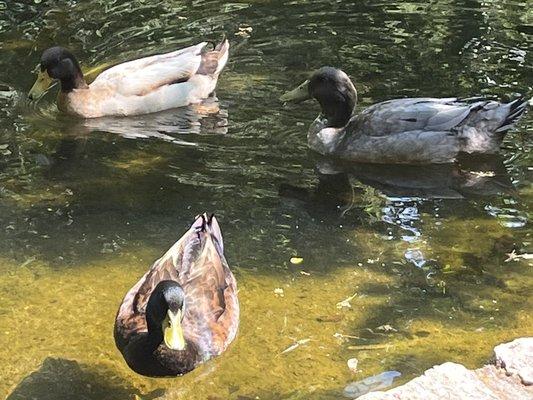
(344, 371, 401, 398)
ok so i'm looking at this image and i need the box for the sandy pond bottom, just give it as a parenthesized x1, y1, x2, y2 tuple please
(0, 246, 530, 400)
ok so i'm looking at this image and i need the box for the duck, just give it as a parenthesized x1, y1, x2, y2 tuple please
(28, 39, 229, 118)
(280, 67, 528, 164)
(114, 214, 239, 377)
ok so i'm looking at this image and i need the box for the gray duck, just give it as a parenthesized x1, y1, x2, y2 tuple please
(281, 67, 528, 164)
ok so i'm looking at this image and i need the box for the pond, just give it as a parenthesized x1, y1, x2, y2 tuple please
(0, 0, 531, 399)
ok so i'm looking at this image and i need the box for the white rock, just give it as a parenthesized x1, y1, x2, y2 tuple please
(357, 338, 533, 400)
(494, 337, 533, 385)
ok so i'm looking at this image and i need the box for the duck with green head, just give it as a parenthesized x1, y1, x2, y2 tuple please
(114, 214, 239, 377)
(29, 39, 229, 118)
(281, 67, 528, 164)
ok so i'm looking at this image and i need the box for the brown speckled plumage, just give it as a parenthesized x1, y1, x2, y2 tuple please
(114, 214, 239, 376)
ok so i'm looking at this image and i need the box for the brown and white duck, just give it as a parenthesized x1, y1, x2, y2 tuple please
(29, 39, 229, 118)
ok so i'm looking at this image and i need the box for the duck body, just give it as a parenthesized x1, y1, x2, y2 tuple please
(114, 214, 239, 377)
(282, 67, 528, 164)
(30, 40, 229, 118)
(312, 96, 527, 164)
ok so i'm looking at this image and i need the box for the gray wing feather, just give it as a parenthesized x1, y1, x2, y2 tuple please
(349, 98, 486, 136)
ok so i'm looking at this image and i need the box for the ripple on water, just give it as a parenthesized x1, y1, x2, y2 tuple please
(485, 204, 528, 228)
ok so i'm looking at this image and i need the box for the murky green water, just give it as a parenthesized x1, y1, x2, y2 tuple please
(0, 0, 532, 399)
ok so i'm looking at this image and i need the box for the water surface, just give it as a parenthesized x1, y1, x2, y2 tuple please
(0, 0, 532, 399)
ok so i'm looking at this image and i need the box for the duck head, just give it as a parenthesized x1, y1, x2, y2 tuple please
(281, 67, 358, 128)
(146, 280, 187, 351)
(29, 46, 87, 100)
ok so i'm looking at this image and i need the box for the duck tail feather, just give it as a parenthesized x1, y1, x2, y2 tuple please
(214, 34, 228, 51)
(495, 96, 529, 134)
(214, 37, 229, 75)
(197, 36, 229, 76)
(458, 96, 488, 103)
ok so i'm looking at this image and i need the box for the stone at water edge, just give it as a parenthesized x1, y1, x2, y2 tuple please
(356, 337, 533, 400)
(493, 337, 533, 385)
(357, 362, 531, 400)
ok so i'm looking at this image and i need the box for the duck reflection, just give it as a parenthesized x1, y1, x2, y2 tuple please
(347, 155, 514, 200)
(279, 170, 354, 216)
(32, 96, 228, 171)
(77, 95, 228, 142)
(279, 155, 514, 219)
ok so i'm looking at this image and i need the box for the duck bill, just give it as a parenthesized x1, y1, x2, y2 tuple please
(164, 309, 186, 351)
(280, 80, 310, 103)
(29, 70, 53, 100)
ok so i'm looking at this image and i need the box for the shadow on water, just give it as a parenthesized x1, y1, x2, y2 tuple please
(278, 153, 515, 224)
(6, 357, 164, 400)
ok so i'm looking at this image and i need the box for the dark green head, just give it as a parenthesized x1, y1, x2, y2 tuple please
(29, 46, 85, 100)
(281, 66, 358, 128)
(146, 280, 186, 351)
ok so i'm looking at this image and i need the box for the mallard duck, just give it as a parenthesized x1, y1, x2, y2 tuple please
(28, 39, 229, 118)
(281, 67, 528, 164)
(114, 214, 239, 377)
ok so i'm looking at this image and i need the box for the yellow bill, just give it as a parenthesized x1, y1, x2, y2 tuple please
(28, 70, 53, 101)
(163, 309, 186, 351)
(280, 79, 310, 103)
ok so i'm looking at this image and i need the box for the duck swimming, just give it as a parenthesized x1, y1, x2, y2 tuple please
(114, 214, 239, 377)
(29, 39, 229, 118)
(281, 67, 528, 164)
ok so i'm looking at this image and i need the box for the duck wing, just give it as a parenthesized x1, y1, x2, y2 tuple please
(178, 214, 238, 358)
(348, 97, 487, 136)
(92, 42, 207, 96)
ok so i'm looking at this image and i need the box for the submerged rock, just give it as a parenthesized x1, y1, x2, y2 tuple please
(356, 338, 533, 400)
(343, 371, 401, 398)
